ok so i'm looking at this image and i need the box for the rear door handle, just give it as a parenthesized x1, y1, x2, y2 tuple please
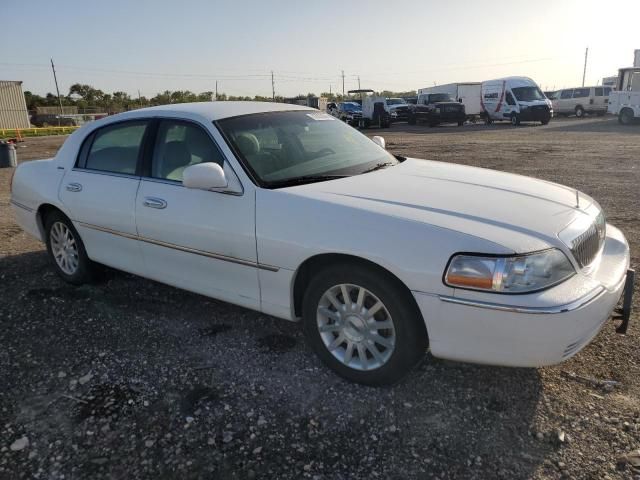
(66, 183, 82, 192)
(142, 197, 167, 209)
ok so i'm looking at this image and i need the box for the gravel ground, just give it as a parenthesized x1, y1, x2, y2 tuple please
(0, 117, 639, 480)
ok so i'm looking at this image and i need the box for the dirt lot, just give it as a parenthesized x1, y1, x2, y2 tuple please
(1, 117, 639, 480)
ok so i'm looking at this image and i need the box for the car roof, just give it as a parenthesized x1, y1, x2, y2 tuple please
(114, 101, 315, 122)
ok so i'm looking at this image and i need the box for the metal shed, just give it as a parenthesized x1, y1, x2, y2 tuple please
(0, 81, 30, 129)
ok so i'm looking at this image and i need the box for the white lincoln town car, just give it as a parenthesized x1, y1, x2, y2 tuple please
(10, 102, 634, 385)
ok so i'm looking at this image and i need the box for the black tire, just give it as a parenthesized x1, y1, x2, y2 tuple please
(510, 113, 520, 126)
(575, 106, 585, 118)
(619, 109, 634, 125)
(483, 113, 493, 125)
(457, 121, 464, 127)
(44, 210, 95, 285)
(541, 117, 550, 125)
(302, 263, 428, 386)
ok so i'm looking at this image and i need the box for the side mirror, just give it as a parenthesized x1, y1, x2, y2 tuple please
(372, 136, 386, 149)
(183, 162, 228, 190)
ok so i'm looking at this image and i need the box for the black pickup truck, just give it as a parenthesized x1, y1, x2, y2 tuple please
(407, 93, 466, 127)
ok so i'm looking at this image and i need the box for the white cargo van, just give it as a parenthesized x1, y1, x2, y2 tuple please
(549, 86, 611, 117)
(418, 83, 482, 119)
(481, 77, 552, 126)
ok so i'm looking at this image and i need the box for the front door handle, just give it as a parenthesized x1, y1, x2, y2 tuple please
(142, 197, 167, 209)
(66, 183, 82, 192)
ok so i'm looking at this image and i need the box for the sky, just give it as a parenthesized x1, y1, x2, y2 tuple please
(2, 0, 640, 99)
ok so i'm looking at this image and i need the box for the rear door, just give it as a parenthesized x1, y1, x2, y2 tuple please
(134, 118, 260, 309)
(557, 89, 573, 113)
(59, 120, 149, 274)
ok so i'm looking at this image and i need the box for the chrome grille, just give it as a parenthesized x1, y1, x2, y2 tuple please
(570, 213, 606, 267)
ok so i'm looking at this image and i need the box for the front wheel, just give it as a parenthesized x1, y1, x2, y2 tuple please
(302, 264, 428, 385)
(45, 211, 95, 284)
(510, 113, 521, 126)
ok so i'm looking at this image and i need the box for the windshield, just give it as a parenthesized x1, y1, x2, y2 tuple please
(512, 86, 545, 102)
(217, 111, 396, 188)
(429, 93, 454, 103)
(341, 102, 361, 112)
(387, 98, 405, 105)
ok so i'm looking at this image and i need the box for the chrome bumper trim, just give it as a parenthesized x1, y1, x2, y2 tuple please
(438, 286, 607, 314)
(76, 221, 279, 272)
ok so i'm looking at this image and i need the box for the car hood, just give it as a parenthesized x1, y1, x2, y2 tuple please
(282, 158, 594, 253)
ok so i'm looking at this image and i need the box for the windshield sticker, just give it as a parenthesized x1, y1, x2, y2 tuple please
(306, 113, 335, 121)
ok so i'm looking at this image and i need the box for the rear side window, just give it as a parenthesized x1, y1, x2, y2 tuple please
(573, 88, 590, 98)
(84, 122, 148, 174)
(594, 87, 603, 96)
(560, 90, 573, 99)
(151, 120, 225, 182)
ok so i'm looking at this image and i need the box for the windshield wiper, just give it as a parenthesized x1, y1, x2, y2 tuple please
(267, 175, 349, 188)
(361, 162, 396, 174)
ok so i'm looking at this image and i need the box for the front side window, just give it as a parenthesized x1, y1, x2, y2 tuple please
(218, 111, 396, 188)
(560, 89, 573, 99)
(84, 121, 148, 174)
(505, 92, 516, 106)
(511, 86, 545, 102)
(151, 120, 225, 182)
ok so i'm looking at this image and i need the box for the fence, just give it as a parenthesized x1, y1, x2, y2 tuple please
(0, 126, 80, 140)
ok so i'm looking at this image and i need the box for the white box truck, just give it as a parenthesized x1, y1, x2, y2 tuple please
(418, 83, 482, 119)
(608, 67, 640, 124)
(481, 76, 552, 126)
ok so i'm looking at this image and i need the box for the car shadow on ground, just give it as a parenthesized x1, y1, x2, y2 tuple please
(1, 250, 552, 478)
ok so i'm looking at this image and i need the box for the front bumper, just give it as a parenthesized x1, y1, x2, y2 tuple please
(518, 106, 552, 122)
(414, 224, 632, 367)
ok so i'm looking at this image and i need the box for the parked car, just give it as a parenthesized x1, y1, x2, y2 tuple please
(10, 102, 633, 385)
(481, 77, 552, 125)
(30, 114, 77, 127)
(407, 93, 466, 126)
(418, 83, 482, 120)
(386, 98, 410, 121)
(549, 86, 611, 117)
(327, 101, 362, 125)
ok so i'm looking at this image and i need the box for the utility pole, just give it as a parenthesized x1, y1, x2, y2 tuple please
(582, 47, 588, 87)
(341, 70, 345, 98)
(215, 80, 218, 101)
(357, 76, 361, 90)
(137, 89, 142, 107)
(271, 71, 275, 102)
(50, 58, 64, 117)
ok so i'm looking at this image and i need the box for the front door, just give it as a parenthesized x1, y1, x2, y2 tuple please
(134, 119, 260, 309)
(59, 120, 149, 274)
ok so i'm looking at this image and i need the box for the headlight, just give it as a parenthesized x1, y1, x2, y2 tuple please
(444, 249, 575, 293)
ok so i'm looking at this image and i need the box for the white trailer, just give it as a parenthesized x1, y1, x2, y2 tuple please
(417, 83, 482, 118)
(608, 67, 640, 124)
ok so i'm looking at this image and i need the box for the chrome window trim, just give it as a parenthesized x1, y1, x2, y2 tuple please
(76, 221, 278, 272)
(140, 176, 243, 196)
(438, 285, 607, 314)
(71, 168, 141, 180)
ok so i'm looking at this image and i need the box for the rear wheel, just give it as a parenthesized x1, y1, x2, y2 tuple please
(575, 106, 585, 118)
(45, 211, 94, 284)
(483, 113, 493, 125)
(302, 264, 428, 385)
(619, 108, 634, 125)
(510, 113, 521, 126)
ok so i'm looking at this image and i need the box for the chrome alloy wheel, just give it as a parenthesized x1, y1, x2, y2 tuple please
(317, 284, 396, 371)
(50, 221, 79, 275)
